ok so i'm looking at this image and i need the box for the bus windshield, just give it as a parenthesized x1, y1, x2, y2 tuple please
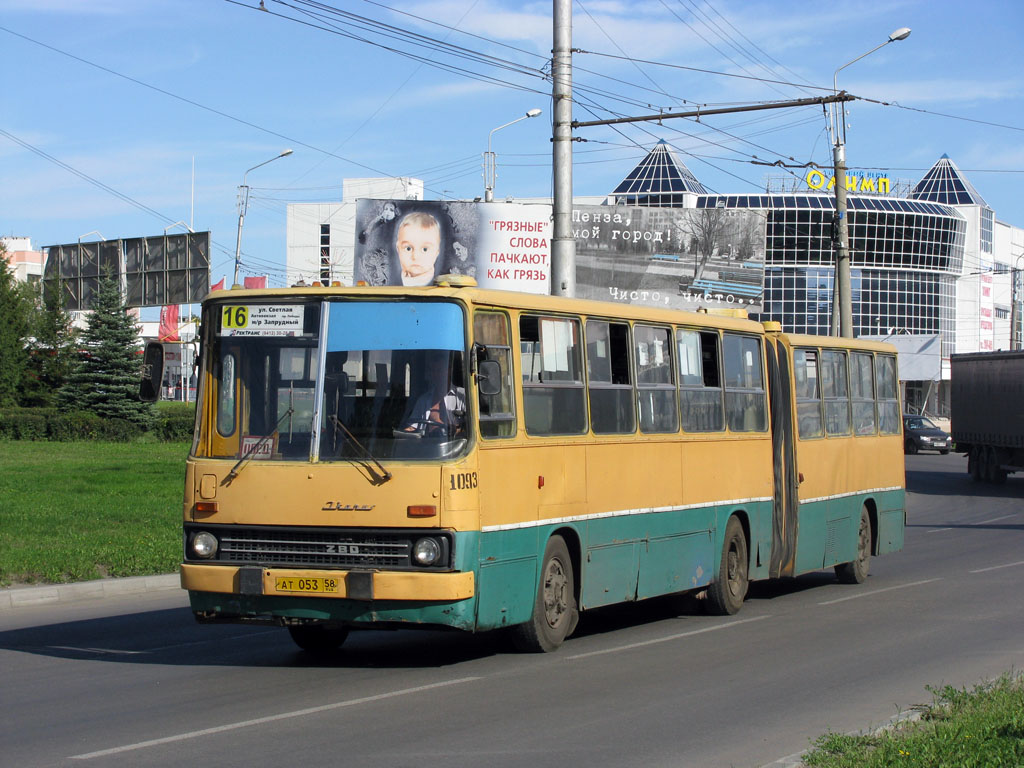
(201, 299, 468, 462)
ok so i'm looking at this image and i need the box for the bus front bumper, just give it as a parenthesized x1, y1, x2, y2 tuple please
(180, 563, 475, 602)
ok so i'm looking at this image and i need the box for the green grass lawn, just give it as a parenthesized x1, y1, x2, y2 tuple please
(804, 676, 1024, 767)
(0, 441, 189, 585)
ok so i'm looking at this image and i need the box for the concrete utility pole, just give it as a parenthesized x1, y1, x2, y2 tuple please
(831, 135, 852, 337)
(550, 0, 575, 297)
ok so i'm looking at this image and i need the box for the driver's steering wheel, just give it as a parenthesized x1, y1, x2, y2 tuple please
(394, 419, 447, 438)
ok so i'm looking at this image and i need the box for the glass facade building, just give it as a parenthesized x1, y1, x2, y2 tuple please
(695, 194, 965, 356)
(606, 143, 970, 360)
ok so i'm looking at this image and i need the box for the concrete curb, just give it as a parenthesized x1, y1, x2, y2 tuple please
(0, 573, 180, 610)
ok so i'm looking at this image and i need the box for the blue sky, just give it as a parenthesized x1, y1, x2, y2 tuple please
(2, 0, 1023, 296)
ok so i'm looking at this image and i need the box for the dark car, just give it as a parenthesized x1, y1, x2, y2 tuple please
(903, 414, 952, 454)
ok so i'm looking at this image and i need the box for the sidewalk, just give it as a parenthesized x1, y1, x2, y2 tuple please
(0, 572, 180, 610)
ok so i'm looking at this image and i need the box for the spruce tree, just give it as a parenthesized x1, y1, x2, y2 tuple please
(58, 272, 153, 427)
(0, 245, 32, 407)
(22, 281, 79, 407)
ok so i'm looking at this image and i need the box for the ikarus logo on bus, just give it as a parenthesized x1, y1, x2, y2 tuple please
(321, 502, 375, 511)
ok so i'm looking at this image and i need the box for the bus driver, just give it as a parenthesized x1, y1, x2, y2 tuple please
(398, 352, 466, 438)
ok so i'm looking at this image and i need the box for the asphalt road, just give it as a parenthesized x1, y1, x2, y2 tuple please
(2, 452, 1022, 768)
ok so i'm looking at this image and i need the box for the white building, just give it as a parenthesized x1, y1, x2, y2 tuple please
(286, 177, 423, 286)
(1, 236, 44, 284)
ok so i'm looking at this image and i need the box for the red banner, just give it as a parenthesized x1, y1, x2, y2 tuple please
(158, 305, 180, 342)
(210, 276, 226, 292)
(243, 275, 268, 289)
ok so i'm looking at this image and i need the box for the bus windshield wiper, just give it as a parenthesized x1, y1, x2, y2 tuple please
(327, 415, 392, 485)
(223, 405, 294, 485)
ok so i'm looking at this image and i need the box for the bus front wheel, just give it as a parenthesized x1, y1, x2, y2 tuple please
(835, 507, 871, 584)
(706, 516, 748, 616)
(512, 535, 578, 652)
(288, 624, 349, 654)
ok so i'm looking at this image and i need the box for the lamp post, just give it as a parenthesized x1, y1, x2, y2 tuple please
(232, 149, 293, 287)
(830, 27, 910, 338)
(1011, 252, 1024, 350)
(484, 108, 542, 202)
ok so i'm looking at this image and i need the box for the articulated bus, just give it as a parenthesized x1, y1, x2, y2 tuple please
(142, 276, 905, 653)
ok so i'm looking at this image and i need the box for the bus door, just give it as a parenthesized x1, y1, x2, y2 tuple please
(766, 337, 798, 578)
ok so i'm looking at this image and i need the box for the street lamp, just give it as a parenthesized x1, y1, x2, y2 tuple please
(232, 149, 294, 287)
(484, 108, 542, 202)
(830, 27, 910, 337)
(1011, 252, 1024, 350)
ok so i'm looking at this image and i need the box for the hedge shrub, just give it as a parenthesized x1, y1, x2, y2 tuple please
(155, 402, 196, 442)
(48, 411, 103, 441)
(0, 405, 196, 442)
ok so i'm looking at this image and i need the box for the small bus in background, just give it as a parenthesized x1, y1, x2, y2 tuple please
(141, 276, 905, 653)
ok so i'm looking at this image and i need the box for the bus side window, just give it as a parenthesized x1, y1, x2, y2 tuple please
(474, 311, 516, 439)
(794, 348, 823, 439)
(586, 320, 636, 434)
(723, 333, 767, 432)
(635, 324, 678, 433)
(851, 352, 876, 435)
(822, 349, 851, 436)
(217, 351, 236, 437)
(876, 354, 900, 434)
(677, 328, 723, 432)
(520, 315, 586, 436)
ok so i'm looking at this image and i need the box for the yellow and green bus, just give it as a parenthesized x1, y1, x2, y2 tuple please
(143, 276, 904, 652)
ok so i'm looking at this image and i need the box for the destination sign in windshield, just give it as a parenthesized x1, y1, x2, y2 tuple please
(219, 305, 305, 337)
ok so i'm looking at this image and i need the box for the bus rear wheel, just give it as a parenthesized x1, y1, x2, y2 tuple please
(512, 535, 577, 652)
(706, 516, 748, 616)
(835, 507, 871, 584)
(287, 624, 349, 654)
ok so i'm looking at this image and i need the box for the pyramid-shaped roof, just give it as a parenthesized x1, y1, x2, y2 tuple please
(909, 155, 988, 207)
(611, 140, 708, 205)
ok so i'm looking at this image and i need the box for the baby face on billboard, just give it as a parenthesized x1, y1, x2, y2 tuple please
(396, 212, 441, 285)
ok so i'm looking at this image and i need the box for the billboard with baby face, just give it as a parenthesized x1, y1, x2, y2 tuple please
(353, 199, 551, 294)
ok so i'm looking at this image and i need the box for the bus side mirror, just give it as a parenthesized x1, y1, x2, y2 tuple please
(477, 359, 502, 396)
(139, 342, 164, 402)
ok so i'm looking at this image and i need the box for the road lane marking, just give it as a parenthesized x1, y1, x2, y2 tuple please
(567, 615, 769, 660)
(975, 514, 1016, 525)
(47, 646, 146, 656)
(69, 677, 481, 760)
(970, 560, 1024, 574)
(147, 629, 279, 653)
(818, 578, 941, 606)
(927, 513, 1016, 533)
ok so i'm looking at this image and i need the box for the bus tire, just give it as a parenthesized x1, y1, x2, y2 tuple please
(287, 624, 349, 654)
(511, 535, 577, 653)
(835, 507, 871, 584)
(706, 516, 748, 616)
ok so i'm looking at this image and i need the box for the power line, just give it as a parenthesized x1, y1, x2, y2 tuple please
(576, 47, 834, 93)
(861, 97, 1024, 133)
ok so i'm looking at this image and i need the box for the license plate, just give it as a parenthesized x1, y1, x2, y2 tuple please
(273, 576, 340, 594)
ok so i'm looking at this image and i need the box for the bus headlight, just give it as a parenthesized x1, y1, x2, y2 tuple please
(412, 537, 442, 567)
(191, 531, 219, 559)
